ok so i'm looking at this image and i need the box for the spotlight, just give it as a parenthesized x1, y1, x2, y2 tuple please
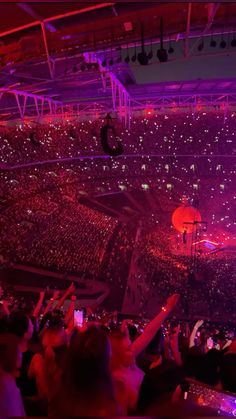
(138, 22, 149, 65)
(147, 48, 153, 60)
(147, 40, 153, 60)
(157, 17, 168, 62)
(220, 39, 227, 48)
(231, 37, 236, 47)
(131, 44, 137, 62)
(168, 37, 174, 54)
(137, 51, 149, 65)
(124, 44, 130, 63)
(210, 39, 217, 47)
(124, 54, 130, 63)
(80, 63, 86, 71)
(157, 48, 168, 62)
(197, 39, 204, 51)
(86, 63, 93, 70)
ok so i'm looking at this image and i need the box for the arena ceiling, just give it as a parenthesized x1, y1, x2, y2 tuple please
(0, 2, 236, 120)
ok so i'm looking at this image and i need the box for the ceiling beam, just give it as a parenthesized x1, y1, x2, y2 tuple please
(41, 22, 55, 79)
(0, 87, 62, 120)
(43, 3, 115, 23)
(0, 87, 61, 103)
(16, 3, 56, 32)
(0, 3, 114, 38)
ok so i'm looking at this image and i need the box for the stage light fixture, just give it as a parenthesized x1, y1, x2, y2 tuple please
(157, 48, 168, 62)
(137, 50, 149, 65)
(124, 54, 130, 63)
(80, 63, 86, 72)
(147, 39, 153, 60)
(168, 37, 174, 54)
(147, 50, 153, 60)
(157, 17, 168, 62)
(210, 38, 217, 47)
(197, 39, 204, 51)
(220, 38, 227, 48)
(137, 22, 149, 65)
(231, 37, 236, 47)
(210, 32, 217, 47)
(124, 44, 130, 63)
(131, 43, 137, 62)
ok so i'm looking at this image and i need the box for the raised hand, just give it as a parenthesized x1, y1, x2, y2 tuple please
(194, 319, 204, 329)
(52, 290, 60, 300)
(166, 294, 180, 310)
(67, 283, 76, 295)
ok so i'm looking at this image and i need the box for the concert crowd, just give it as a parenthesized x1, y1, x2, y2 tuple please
(0, 110, 235, 415)
(0, 285, 236, 416)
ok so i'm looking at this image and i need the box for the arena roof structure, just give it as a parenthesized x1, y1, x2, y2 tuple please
(0, 2, 236, 122)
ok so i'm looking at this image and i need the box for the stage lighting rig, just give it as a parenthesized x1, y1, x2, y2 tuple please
(137, 22, 149, 65)
(157, 17, 168, 62)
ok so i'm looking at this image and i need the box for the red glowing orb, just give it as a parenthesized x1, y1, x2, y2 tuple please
(172, 205, 202, 233)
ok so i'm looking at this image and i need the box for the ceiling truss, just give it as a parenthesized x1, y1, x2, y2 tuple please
(0, 88, 62, 121)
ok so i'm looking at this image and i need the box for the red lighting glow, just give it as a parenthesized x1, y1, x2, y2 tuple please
(144, 108, 154, 116)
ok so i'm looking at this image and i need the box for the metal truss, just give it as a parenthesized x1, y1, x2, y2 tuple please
(0, 88, 63, 120)
(0, 3, 114, 80)
(63, 92, 236, 120)
(131, 93, 236, 111)
(84, 52, 131, 128)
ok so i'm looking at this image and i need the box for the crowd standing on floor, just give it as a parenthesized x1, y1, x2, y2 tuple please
(0, 284, 236, 416)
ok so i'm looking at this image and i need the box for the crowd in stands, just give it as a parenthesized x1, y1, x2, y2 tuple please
(0, 110, 235, 320)
(0, 188, 235, 320)
(0, 193, 117, 273)
(0, 111, 235, 166)
(0, 285, 235, 416)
